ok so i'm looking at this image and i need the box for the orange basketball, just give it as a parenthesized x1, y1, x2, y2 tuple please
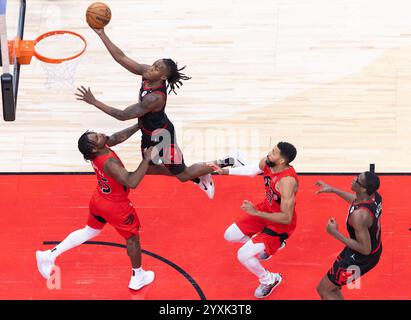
(86, 2, 112, 29)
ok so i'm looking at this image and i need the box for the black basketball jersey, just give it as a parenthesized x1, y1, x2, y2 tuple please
(346, 192, 382, 256)
(138, 78, 169, 132)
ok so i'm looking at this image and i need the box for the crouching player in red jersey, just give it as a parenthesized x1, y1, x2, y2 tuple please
(212, 142, 298, 298)
(36, 123, 157, 290)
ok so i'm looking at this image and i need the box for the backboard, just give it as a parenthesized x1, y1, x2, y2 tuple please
(0, 0, 26, 121)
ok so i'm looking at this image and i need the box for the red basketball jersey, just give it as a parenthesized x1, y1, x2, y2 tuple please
(91, 147, 130, 202)
(259, 165, 298, 233)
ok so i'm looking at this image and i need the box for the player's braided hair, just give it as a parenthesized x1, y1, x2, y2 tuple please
(78, 130, 98, 161)
(163, 58, 191, 95)
(277, 142, 297, 164)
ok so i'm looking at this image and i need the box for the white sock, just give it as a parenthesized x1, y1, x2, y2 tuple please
(49, 226, 101, 261)
(237, 240, 269, 279)
(259, 271, 274, 284)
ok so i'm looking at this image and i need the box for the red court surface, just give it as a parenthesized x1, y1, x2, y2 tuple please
(0, 174, 409, 300)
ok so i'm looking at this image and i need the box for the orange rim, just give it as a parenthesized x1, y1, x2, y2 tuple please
(33, 30, 87, 64)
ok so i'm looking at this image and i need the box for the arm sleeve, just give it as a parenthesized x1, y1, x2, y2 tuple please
(228, 163, 263, 176)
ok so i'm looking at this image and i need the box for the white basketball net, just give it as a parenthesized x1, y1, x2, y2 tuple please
(40, 59, 81, 89)
(35, 32, 86, 89)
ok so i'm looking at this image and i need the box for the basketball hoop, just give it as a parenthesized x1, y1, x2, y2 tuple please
(8, 30, 87, 89)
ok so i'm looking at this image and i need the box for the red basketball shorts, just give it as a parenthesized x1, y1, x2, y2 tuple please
(87, 194, 140, 239)
(235, 203, 293, 256)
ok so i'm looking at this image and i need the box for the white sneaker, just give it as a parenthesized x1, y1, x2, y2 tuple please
(228, 149, 248, 167)
(196, 174, 215, 199)
(254, 273, 282, 299)
(129, 270, 155, 290)
(258, 241, 286, 260)
(36, 250, 55, 280)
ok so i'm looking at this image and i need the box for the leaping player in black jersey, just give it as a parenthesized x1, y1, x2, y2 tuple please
(315, 171, 382, 300)
(76, 28, 244, 199)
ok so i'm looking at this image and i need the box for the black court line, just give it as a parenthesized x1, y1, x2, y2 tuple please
(43, 240, 206, 300)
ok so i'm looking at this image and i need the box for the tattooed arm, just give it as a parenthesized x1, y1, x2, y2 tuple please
(106, 122, 141, 147)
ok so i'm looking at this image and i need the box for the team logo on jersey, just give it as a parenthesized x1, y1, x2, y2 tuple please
(271, 193, 279, 202)
(375, 202, 382, 218)
(124, 213, 135, 225)
(264, 176, 280, 205)
(141, 90, 148, 98)
(92, 163, 106, 178)
(335, 267, 356, 285)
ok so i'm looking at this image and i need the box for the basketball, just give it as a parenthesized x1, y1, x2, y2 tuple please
(86, 2, 112, 29)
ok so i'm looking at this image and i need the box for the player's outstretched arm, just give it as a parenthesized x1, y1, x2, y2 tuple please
(93, 28, 150, 75)
(103, 147, 156, 189)
(107, 122, 141, 147)
(76, 86, 164, 121)
(315, 180, 356, 203)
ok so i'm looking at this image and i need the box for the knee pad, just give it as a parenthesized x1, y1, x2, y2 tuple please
(224, 223, 245, 242)
(223, 228, 233, 242)
(237, 241, 266, 263)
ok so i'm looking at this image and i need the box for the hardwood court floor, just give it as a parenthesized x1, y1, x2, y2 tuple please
(2, 1, 411, 172)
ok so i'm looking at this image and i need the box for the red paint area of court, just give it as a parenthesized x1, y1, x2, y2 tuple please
(0, 174, 409, 300)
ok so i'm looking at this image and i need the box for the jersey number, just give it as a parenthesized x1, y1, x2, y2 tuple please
(98, 177, 111, 194)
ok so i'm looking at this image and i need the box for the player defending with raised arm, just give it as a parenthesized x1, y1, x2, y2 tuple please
(212, 142, 298, 298)
(315, 172, 382, 300)
(36, 123, 158, 290)
(75, 28, 242, 199)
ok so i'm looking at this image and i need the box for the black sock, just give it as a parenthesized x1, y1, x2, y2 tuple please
(217, 157, 235, 168)
(191, 178, 201, 184)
